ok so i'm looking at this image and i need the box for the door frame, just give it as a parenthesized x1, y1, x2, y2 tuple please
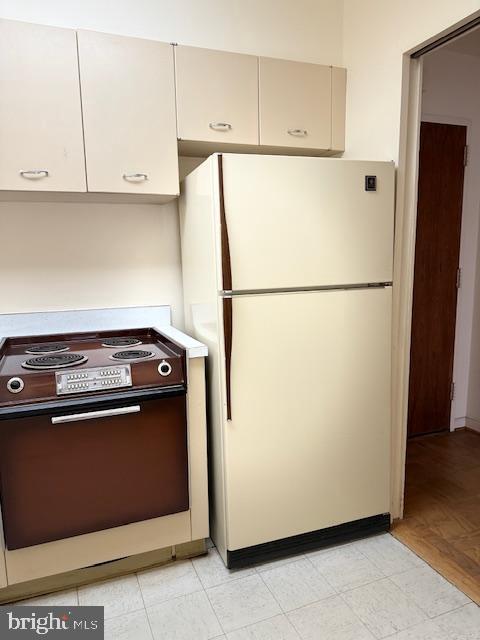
(391, 13, 480, 520)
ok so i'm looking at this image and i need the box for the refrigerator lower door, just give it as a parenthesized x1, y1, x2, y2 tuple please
(223, 287, 391, 552)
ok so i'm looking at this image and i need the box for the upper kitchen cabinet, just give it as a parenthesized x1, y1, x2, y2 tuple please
(331, 66, 347, 153)
(77, 30, 178, 198)
(0, 20, 86, 192)
(259, 57, 334, 152)
(175, 46, 258, 150)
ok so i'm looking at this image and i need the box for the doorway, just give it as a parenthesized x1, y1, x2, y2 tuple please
(407, 121, 466, 437)
(394, 26, 480, 605)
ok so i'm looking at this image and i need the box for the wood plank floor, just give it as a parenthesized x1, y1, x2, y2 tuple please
(393, 429, 480, 604)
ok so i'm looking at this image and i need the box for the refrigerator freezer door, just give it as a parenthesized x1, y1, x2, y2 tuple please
(223, 287, 391, 551)
(221, 154, 394, 291)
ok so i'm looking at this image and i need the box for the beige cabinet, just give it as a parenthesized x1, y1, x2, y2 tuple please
(0, 19, 347, 199)
(259, 57, 333, 151)
(175, 45, 258, 145)
(0, 20, 86, 192)
(77, 30, 178, 196)
(332, 66, 347, 152)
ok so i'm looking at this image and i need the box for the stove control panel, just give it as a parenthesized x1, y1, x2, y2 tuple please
(56, 365, 132, 395)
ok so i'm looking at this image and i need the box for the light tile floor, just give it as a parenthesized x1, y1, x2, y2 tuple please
(16, 534, 479, 639)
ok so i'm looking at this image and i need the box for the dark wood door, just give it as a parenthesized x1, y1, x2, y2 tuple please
(407, 122, 466, 437)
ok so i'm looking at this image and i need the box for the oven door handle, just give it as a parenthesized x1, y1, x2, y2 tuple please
(51, 405, 140, 424)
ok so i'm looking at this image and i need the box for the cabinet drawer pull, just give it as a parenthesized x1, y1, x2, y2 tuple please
(209, 122, 232, 132)
(123, 173, 148, 182)
(287, 128, 308, 137)
(20, 169, 49, 179)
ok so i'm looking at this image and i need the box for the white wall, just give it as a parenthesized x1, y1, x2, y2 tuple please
(0, 201, 185, 324)
(421, 49, 480, 429)
(0, 0, 343, 329)
(343, 0, 480, 161)
(0, 0, 343, 65)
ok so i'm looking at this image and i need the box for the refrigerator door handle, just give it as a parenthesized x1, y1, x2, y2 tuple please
(218, 155, 233, 292)
(223, 297, 233, 420)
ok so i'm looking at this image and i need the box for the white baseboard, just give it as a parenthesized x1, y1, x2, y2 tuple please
(465, 417, 480, 433)
(453, 417, 467, 429)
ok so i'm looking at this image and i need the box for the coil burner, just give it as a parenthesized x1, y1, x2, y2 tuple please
(25, 343, 70, 355)
(110, 350, 154, 362)
(101, 337, 142, 348)
(22, 353, 88, 370)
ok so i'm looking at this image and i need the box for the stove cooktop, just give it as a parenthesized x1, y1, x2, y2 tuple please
(0, 329, 185, 406)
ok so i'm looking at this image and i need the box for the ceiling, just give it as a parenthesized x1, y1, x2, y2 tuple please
(445, 26, 480, 58)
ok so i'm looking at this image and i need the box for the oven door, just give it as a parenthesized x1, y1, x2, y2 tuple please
(0, 391, 188, 549)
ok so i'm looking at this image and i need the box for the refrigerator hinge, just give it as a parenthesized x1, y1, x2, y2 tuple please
(456, 267, 462, 289)
(450, 381, 455, 401)
(464, 145, 469, 167)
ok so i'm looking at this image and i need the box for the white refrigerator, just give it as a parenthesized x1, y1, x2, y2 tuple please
(180, 153, 394, 567)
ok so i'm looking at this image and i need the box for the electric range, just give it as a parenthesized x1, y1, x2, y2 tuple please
(0, 328, 189, 550)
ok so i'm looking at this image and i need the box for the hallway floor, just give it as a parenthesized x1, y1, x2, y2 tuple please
(17, 533, 478, 639)
(393, 429, 480, 605)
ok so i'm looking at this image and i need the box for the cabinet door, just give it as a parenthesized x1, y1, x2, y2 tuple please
(78, 30, 178, 195)
(0, 20, 86, 192)
(175, 46, 258, 145)
(332, 66, 346, 152)
(259, 57, 332, 150)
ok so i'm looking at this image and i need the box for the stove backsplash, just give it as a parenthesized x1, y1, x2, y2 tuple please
(0, 201, 184, 328)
